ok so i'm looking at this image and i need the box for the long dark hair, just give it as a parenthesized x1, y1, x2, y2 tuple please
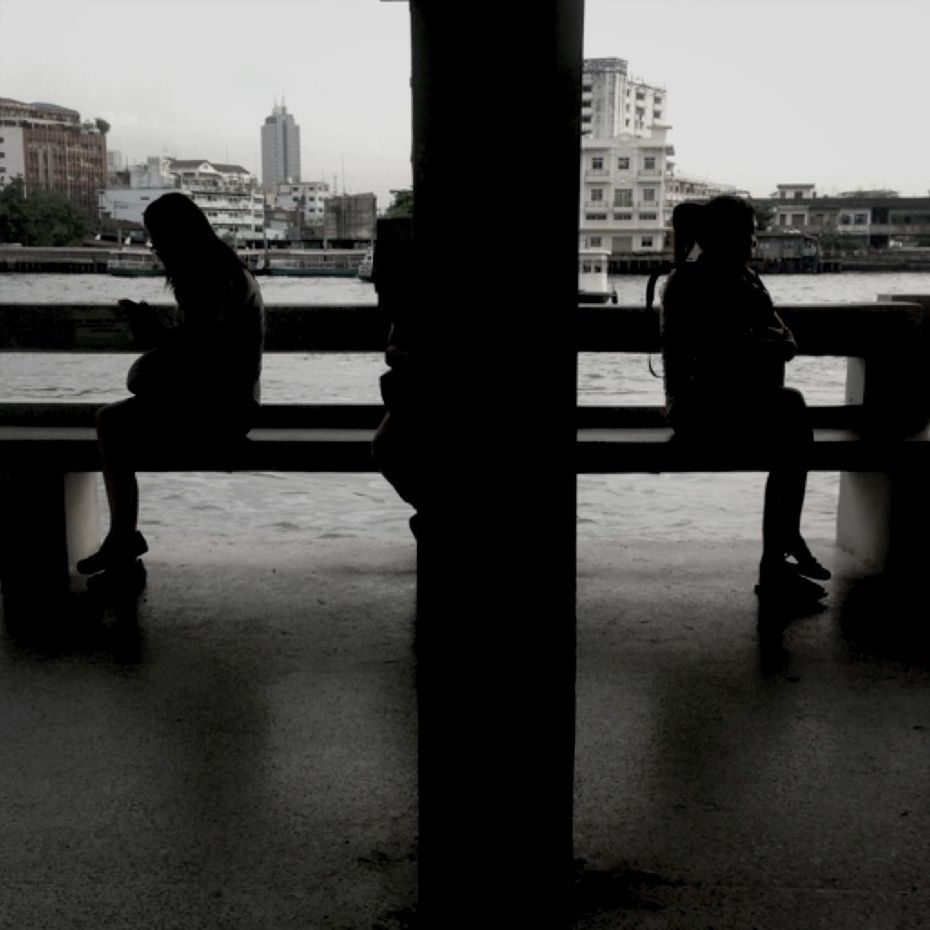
(143, 192, 248, 295)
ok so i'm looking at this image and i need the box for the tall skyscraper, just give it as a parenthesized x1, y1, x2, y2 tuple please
(260, 101, 301, 193)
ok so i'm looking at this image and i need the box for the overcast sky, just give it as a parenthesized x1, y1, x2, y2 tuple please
(1, 0, 928, 208)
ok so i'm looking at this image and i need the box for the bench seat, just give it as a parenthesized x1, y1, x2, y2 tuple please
(2, 402, 927, 474)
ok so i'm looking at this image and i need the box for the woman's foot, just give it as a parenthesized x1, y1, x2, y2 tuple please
(786, 539, 831, 580)
(76, 530, 148, 575)
(756, 559, 827, 603)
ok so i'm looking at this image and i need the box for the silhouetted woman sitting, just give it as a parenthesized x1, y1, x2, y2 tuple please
(660, 195, 829, 604)
(77, 192, 264, 585)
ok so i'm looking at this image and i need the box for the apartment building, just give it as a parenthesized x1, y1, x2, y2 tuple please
(579, 128, 675, 254)
(0, 97, 107, 215)
(581, 58, 667, 139)
(98, 156, 264, 242)
(273, 180, 330, 226)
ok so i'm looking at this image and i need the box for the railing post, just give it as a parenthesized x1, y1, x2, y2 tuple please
(836, 294, 930, 576)
(409, 3, 582, 925)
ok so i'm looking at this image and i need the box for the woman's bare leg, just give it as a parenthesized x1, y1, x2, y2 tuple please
(96, 400, 140, 541)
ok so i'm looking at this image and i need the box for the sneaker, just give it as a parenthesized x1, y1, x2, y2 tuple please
(76, 531, 148, 575)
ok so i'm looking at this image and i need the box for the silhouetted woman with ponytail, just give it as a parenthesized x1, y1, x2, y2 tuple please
(78, 192, 264, 589)
(660, 195, 829, 606)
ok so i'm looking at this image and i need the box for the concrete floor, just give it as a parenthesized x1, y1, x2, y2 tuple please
(1, 535, 928, 929)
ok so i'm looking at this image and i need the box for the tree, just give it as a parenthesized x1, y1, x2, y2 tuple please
(95, 117, 111, 135)
(0, 177, 93, 246)
(384, 188, 413, 218)
(750, 199, 775, 232)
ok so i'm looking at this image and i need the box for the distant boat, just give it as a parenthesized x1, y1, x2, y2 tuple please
(266, 249, 365, 277)
(578, 249, 618, 304)
(107, 249, 164, 277)
(357, 247, 374, 281)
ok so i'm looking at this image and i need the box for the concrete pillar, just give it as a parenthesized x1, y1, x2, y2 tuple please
(409, 3, 583, 925)
(836, 294, 930, 576)
(0, 472, 98, 596)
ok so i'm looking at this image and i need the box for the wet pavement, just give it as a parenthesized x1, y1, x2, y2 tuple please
(1, 533, 927, 929)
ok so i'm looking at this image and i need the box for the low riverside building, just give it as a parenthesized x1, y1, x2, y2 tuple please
(98, 156, 265, 243)
(0, 97, 107, 215)
(759, 185, 930, 250)
(272, 180, 330, 226)
(323, 192, 377, 247)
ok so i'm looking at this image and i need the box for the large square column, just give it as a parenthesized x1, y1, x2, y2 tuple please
(408, 4, 584, 925)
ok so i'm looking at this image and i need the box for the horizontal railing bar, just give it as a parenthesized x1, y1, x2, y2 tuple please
(1, 302, 927, 355)
(0, 401, 873, 430)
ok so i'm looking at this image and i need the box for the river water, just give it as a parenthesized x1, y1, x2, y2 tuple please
(1, 271, 928, 553)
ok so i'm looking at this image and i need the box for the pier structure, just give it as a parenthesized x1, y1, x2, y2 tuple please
(2, 4, 930, 925)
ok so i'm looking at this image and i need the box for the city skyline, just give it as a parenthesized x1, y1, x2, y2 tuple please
(1, 0, 928, 207)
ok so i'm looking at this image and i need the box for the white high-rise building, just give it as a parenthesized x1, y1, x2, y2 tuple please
(581, 58, 667, 139)
(260, 102, 301, 193)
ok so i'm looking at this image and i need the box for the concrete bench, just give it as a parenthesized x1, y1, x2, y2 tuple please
(1, 298, 929, 589)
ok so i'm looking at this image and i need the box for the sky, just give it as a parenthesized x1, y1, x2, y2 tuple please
(1, 0, 928, 208)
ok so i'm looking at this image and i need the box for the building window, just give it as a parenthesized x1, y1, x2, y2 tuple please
(590, 188, 604, 202)
(614, 188, 632, 207)
(641, 236, 654, 248)
(639, 212, 657, 220)
(581, 114, 592, 123)
(585, 212, 607, 221)
(617, 157, 630, 170)
(854, 213, 868, 225)
(588, 236, 602, 247)
(791, 214, 805, 226)
(642, 187, 656, 203)
(625, 119, 630, 127)
(643, 156, 656, 170)
(613, 212, 632, 221)
(591, 156, 603, 170)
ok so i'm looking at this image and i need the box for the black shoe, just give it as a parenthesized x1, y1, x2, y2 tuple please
(77, 531, 148, 575)
(86, 559, 147, 598)
(787, 539, 832, 580)
(756, 563, 827, 603)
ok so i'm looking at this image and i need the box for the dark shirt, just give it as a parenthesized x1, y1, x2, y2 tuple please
(128, 264, 264, 424)
(660, 259, 796, 426)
